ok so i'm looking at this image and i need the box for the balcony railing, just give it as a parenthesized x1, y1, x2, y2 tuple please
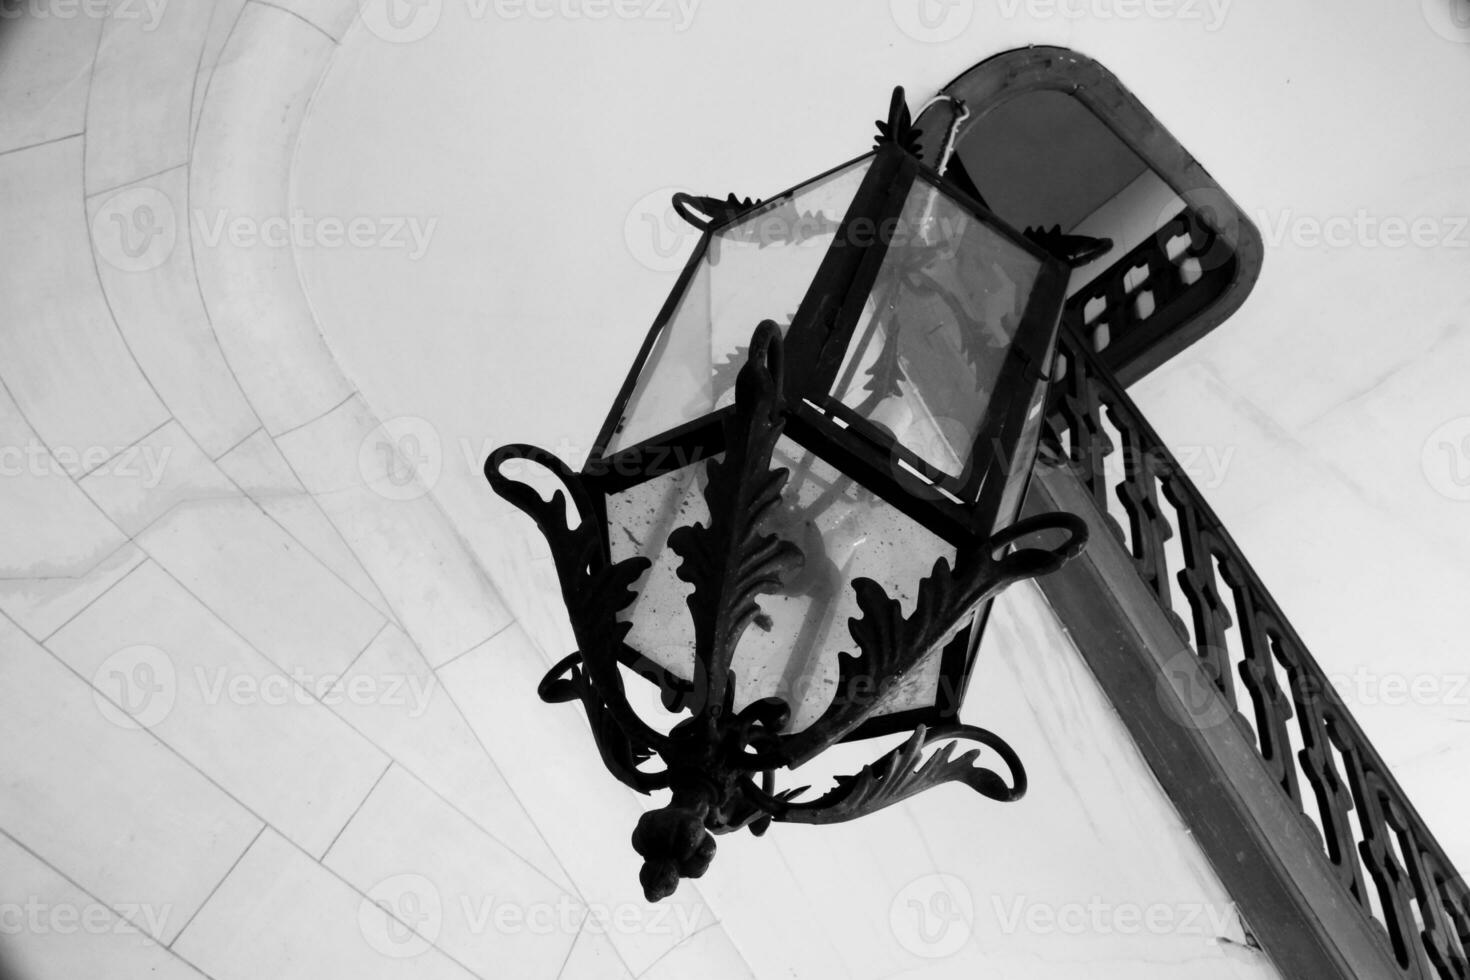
(1040, 326, 1470, 979)
(1062, 207, 1242, 383)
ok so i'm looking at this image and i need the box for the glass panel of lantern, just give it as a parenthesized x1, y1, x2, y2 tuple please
(604, 438, 959, 733)
(603, 156, 873, 455)
(597, 151, 1069, 739)
(824, 170, 1056, 520)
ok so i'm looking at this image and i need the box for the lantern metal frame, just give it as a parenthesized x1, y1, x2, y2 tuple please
(485, 88, 1091, 901)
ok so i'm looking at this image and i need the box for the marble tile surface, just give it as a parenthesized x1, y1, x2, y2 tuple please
(0, 615, 262, 946)
(0, 5, 100, 154)
(79, 420, 238, 537)
(276, 395, 512, 666)
(172, 829, 476, 980)
(48, 562, 390, 857)
(437, 624, 717, 976)
(84, 0, 211, 194)
(557, 921, 635, 980)
(0, 385, 136, 637)
(326, 624, 572, 890)
(85, 166, 260, 458)
(216, 427, 396, 620)
(0, 138, 169, 472)
(266, 0, 362, 40)
(136, 495, 386, 680)
(188, 2, 354, 434)
(323, 764, 580, 978)
(0, 834, 208, 980)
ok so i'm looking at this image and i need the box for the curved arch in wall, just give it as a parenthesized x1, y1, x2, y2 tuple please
(916, 46, 1264, 384)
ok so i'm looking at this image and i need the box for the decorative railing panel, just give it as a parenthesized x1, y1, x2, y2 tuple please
(1062, 208, 1240, 380)
(1043, 327, 1470, 979)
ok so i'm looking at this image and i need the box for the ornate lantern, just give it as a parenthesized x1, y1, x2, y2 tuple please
(486, 88, 1090, 901)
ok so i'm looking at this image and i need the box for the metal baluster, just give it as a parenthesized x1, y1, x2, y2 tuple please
(1281, 646, 1369, 904)
(1159, 476, 1236, 709)
(1346, 761, 1431, 976)
(1218, 554, 1300, 804)
(1114, 413, 1174, 607)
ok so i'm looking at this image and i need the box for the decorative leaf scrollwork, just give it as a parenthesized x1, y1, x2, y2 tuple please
(741, 198, 842, 250)
(667, 319, 805, 715)
(874, 85, 923, 156)
(485, 445, 668, 760)
(776, 511, 1089, 767)
(775, 723, 1026, 824)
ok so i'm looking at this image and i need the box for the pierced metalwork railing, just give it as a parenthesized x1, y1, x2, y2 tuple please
(1043, 327, 1470, 979)
(1061, 207, 1244, 386)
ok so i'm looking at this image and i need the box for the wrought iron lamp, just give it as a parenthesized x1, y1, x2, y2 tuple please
(486, 88, 1091, 902)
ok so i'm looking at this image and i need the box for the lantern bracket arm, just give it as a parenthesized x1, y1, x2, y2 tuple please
(766, 722, 1026, 825)
(671, 192, 762, 231)
(1022, 224, 1115, 268)
(538, 653, 673, 794)
(486, 444, 670, 757)
(986, 511, 1091, 579)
